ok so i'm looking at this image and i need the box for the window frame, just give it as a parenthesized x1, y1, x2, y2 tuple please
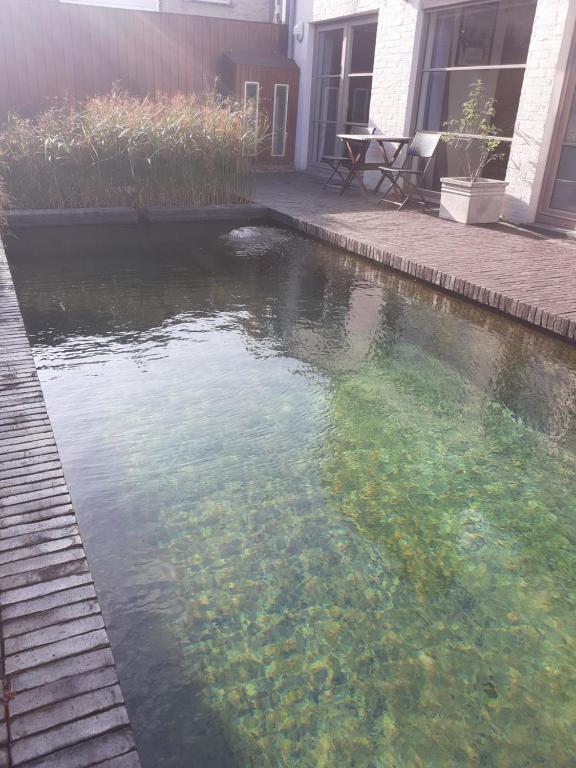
(411, 0, 535, 190)
(271, 83, 290, 158)
(243, 81, 260, 158)
(308, 14, 378, 167)
(538, 27, 576, 229)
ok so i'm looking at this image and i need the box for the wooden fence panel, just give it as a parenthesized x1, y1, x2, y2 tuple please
(0, 0, 285, 119)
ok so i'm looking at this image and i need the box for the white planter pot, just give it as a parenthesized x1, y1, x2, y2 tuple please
(439, 177, 508, 224)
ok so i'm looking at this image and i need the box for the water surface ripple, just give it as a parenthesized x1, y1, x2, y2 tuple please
(7, 222, 576, 768)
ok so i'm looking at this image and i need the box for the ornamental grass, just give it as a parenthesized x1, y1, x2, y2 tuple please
(0, 90, 260, 210)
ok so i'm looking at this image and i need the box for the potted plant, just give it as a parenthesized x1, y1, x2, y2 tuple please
(439, 79, 507, 224)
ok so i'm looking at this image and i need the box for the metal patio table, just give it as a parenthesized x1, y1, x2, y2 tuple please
(335, 134, 412, 194)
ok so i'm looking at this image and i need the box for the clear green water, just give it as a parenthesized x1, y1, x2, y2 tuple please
(8, 223, 576, 768)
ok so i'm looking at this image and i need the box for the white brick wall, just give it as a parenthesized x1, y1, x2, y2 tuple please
(504, 0, 575, 223)
(303, 0, 379, 22)
(369, 0, 419, 137)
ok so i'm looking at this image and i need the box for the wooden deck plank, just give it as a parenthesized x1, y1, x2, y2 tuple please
(0, 238, 141, 766)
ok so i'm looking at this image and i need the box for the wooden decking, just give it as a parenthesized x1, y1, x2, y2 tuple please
(257, 173, 576, 343)
(0, 239, 140, 767)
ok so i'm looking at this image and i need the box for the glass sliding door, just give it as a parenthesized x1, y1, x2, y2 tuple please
(414, 0, 537, 190)
(550, 121, 576, 213)
(346, 22, 377, 127)
(539, 32, 576, 229)
(311, 27, 344, 163)
(310, 18, 377, 165)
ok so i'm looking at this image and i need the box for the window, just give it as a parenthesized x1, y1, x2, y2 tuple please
(537, 26, 576, 228)
(346, 22, 377, 127)
(271, 84, 289, 158)
(310, 19, 378, 164)
(542, 75, 576, 222)
(415, 0, 537, 189)
(550, 145, 576, 213)
(243, 81, 259, 157)
(311, 27, 343, 162)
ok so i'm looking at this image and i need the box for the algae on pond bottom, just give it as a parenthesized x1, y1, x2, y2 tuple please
(158, 342, 576, 768)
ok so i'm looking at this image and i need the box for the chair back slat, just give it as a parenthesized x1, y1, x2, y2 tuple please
(376, 131, 441, 209)
(407, 131, 442, 159)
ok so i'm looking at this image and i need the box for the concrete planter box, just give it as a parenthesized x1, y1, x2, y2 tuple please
(439, 177, 508, 224)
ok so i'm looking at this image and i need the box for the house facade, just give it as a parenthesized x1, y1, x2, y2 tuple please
(289, 0, 576, 228)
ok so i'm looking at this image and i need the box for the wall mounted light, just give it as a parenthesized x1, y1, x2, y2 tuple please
(293, 22, 304, 43)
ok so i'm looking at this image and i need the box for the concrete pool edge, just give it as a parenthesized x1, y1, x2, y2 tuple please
(0, 237, 142, 768)
(6, 205, 269, 228)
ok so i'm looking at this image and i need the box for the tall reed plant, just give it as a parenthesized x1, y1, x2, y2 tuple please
(0, 90, 261, 209)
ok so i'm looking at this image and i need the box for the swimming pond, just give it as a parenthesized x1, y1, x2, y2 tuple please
(7, 222, 576, 767)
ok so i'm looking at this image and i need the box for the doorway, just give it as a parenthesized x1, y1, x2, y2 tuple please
(309, 17, 378, 165)
(538, 28, 576, 230)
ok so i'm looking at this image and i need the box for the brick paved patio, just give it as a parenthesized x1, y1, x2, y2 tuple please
(257, 173, 576, 343)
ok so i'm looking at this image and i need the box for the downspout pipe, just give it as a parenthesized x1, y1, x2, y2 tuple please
(287, 0, 297, 60)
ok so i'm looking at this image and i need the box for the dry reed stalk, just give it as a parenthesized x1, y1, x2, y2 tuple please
(0, 90, 261, 210)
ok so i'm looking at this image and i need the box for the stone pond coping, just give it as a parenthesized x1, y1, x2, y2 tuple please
(0, 235, 142, 768)
(6, 205, 269, 227)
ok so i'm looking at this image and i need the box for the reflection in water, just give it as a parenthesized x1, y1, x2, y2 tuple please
(7, 223, 576, 767)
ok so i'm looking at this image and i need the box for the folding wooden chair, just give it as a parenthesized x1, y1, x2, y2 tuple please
(322, 125, 375, 190)
(376, 131, 441, 210)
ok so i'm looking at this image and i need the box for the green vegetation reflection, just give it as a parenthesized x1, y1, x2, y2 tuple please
(162, 342, 576, 768)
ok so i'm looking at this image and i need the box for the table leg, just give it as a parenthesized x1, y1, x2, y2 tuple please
(340, 139, 369, 196)
(376, 140, 391, 166)
(390, 141, 406, 164)
(372, 141, 389, 194)
(389, 142, 410, 202)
